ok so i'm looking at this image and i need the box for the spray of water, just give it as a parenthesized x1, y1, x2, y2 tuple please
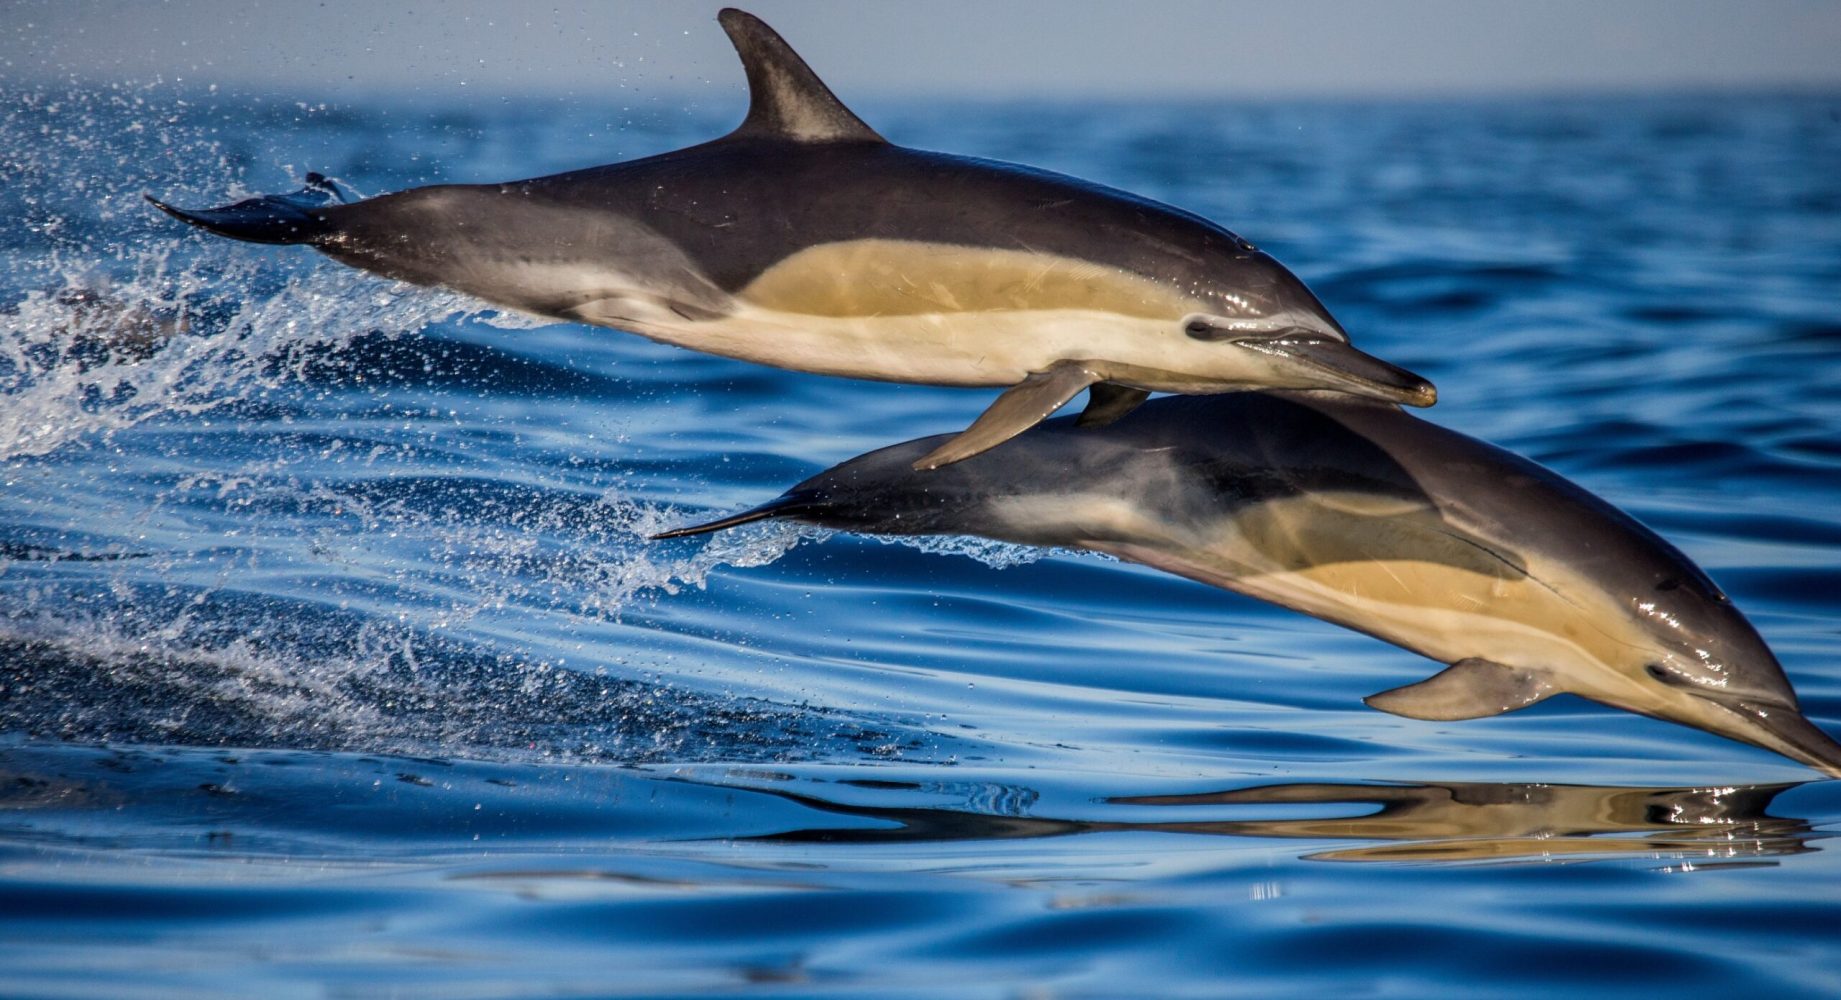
(0, 83, 986, 763)
(0, 83, 842, 756)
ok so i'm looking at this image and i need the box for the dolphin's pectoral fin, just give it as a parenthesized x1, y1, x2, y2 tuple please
(1076, 384, 1150, 428)
(1364, 658, 1557, 721)
(913, 362, 1101, 471)
(718, 9, 884, 144)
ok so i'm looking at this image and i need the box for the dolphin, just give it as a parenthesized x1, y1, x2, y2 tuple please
(146, 8, 1433, 469)
(654, 393, 1841, 776)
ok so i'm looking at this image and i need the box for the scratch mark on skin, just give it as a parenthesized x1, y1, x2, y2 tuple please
(1022, 260, 1056, 297)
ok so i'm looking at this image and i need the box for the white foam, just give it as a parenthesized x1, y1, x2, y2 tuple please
(874, 532, 1054, 569)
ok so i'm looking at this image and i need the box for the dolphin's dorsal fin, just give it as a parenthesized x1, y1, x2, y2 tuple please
(719, 8, 884, 144)
(1364, 658, 1556, 721)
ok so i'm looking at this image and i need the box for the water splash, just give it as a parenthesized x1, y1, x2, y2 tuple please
(0, 619, 893, 764)
(0, 82, 877, 762)
(873, 532, 1057, 569)
(0, 263, 487, 458)
(0, 82, 475, 459)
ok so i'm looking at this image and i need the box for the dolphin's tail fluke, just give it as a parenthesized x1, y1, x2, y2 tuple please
(146, 173, 348, 245)
(650, 493, 821, 540)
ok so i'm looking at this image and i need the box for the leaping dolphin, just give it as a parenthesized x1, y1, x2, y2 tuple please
(147, 8, 1433, 469)
(655, 393, 1841, 776)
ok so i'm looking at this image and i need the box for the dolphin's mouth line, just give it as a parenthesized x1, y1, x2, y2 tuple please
(1723, 698, 1841, 775)
(1628, 693, 1841, 778)
(1238, 332, 1438, 408)
(1581, 690, 1779, 769)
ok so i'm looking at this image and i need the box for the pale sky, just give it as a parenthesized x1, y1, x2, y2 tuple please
(5, 1, 1840, 102)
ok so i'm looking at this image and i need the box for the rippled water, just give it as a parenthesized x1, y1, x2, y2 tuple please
(3, 85, 1840, 996)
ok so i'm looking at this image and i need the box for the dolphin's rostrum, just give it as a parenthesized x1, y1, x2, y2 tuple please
(656, 393, 1841, 776)
(148, 9, 1433, 469)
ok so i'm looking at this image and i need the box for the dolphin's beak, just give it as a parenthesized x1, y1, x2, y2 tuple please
(1240, 333, 1437, 408)
(1630, 687, 1841, 777)
(1719, 699, 1841, 778)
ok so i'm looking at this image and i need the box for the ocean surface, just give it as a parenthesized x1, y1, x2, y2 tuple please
(3, 84, 1840, 997)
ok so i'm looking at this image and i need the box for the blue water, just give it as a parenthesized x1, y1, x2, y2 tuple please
(4, 84, 1841, 997)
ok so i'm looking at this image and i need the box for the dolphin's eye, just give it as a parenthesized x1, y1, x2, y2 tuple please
(1185, 319, 1222, 340)
(1646, 663, 1693, 688)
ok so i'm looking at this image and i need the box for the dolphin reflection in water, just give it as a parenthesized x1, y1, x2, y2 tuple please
(658, 393, 1841, 775)
(740, 777, 1813, 866)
